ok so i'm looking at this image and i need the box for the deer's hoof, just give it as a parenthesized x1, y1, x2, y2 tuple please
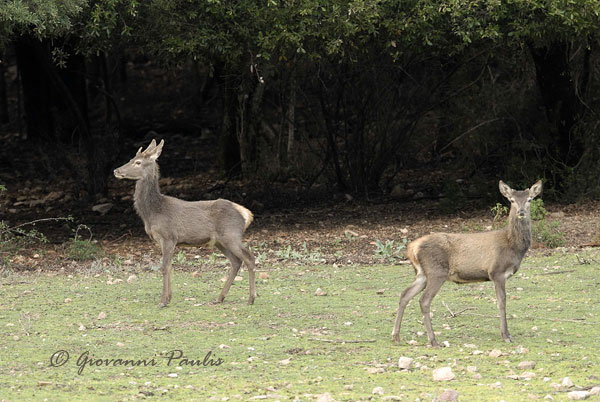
(158, 302, 169, 308)
(503, 335, 513, 343)
(392, 334, 400, 343)
(216, 297, 225, 304)
(247, 297, 255, 305)
(430, 340, 441, 348)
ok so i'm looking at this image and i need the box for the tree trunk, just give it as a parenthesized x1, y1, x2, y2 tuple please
(0, 52, 8, 124)
(529, 42, 584, 167)
(220, 77, 241, 175)
(14, 36, 54, 141)
(286, 72, 297, 169)
(14, 35, 110, 196)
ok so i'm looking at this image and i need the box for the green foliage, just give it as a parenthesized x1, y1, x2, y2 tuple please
(67, 224, 102, 261)
(274, 242, 325, 264)
(533, 220, 566, 249)
(173, 250, 188, 265)
(530, 198, 547, 221)
(374, 238, 408, 261)
(529, 200, 565, 248)
(491, 202, 509, 229)
(0, 0, 85, 47)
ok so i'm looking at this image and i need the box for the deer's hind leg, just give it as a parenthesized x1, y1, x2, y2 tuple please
(236, 244, 257, 305)
(419, 273, 446, 347)
(215, 244, 242, 303)
(392, 273, 427, 343)
(219, 235, 257, 305)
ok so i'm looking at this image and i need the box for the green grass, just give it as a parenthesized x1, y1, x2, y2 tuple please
(0, 251, 599, 401)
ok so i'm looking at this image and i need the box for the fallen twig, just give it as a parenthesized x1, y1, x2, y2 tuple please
(309, 338, 376, 344)
(540, 269, 576, 275)
(442, 301, 475, 318)
(1, 217, 73, 233)
(458, 312, 595, 325)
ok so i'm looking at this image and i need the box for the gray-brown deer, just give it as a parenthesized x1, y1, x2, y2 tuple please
(392, 180, 542, 346)
(114, 139, 257, 307)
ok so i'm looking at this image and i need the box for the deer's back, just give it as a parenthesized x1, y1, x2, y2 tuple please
(150, 197, 249, 245)
(411, 230, 521, 283)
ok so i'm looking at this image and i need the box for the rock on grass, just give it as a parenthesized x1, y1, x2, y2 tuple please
(562, 377, 574, 388)
(518, 361, 536, 370)
(372, 386, 384, 395)
(398, 356, 413, 370)
(439, 389, 459, 401)
(489, 349, 503, 358)
(316, 393, 335, 402)
(433, 367, 455, 381)
(567, 391, 590, 400)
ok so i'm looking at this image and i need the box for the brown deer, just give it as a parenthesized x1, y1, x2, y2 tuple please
(114, 139, 257, 307)
(392, 180, 542, 346)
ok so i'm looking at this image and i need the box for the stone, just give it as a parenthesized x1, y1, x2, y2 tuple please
(433, 367, 455, 381)
(45, 191, 63, 201)
(567, 391, 590, 400)
(398, 356, 414, 370)
(127, 274, 138, 283)
(92, 202, 113, 215)
(259, 272, 269, 279)
(315, 288, 327, 296)
(316, 393, 335, 402)
(489, 349, 503, 358)
(439, 389, 459, 401)
(562, 377, 574, 388)
(372, 386, 384, 395)
(518, 361, 536, 370)
(589, 387, 600, 396)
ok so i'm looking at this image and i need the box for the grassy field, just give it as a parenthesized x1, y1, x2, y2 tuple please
(1, 250, 599, 401)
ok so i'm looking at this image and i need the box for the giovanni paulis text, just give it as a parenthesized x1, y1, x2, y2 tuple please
(49, 349, 224, 375)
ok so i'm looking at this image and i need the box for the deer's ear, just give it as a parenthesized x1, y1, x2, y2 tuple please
(529, 180, 543, 198)
(499, 180, 513, 199)
(149, 139, 164, 160)
(142, 139, 157, 155)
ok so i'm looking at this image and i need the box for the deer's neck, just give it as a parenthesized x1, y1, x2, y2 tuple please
(134, 165, 164, 222)
(506, 209, 532, 255)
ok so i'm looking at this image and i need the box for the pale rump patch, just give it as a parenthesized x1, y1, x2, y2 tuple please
(232, 203, 254, 230)
(408, 240, 424, 276)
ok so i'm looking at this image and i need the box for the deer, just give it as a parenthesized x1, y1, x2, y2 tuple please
(392, 180, 542, 347)
(114, 139, 257, 307)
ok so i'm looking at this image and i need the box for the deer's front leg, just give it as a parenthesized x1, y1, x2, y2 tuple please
(492, 276, 511, 342)
(159, 238, 176, 307)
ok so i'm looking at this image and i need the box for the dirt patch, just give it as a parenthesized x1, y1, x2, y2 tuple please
(2, 189, 600, 274)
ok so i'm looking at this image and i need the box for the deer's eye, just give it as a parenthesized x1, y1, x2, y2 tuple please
(510, 198, 515, 203)
(134, 160, 142, 166)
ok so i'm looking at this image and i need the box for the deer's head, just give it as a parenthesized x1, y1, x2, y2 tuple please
(499, 180, 543, 220)
(114, 139, 164, 180)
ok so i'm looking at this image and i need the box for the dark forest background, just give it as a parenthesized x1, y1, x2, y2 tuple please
(2, 0, 600, 210)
